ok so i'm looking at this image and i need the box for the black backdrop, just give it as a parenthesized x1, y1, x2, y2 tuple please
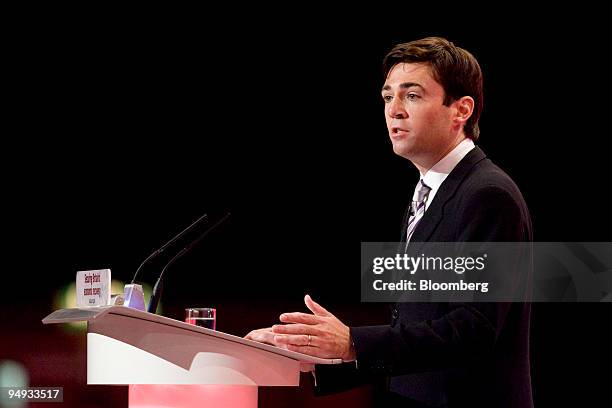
(3, 15, 611, 406)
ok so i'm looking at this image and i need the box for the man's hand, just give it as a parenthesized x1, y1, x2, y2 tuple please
(272, 294, 356, 361)
(244, 327, 287, 349)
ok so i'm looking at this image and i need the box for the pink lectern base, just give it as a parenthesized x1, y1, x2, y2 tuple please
(129, 385, 258, 408)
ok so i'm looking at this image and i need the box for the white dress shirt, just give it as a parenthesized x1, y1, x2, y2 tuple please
(416, 138, 476, 212)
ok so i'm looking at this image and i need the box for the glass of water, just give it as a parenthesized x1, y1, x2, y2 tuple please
(185, 307, 216, 330)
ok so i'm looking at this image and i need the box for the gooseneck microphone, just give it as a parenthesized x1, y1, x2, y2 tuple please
(147, 212, 231, 314)
(131, 213, 209, 284)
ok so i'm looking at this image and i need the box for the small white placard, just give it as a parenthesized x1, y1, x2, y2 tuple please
(76, 269, 111, 307)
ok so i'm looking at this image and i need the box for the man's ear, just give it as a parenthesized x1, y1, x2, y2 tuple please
(453, 96, 474, 126)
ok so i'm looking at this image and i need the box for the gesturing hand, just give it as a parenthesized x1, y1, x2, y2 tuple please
(272, 294, 356, 361)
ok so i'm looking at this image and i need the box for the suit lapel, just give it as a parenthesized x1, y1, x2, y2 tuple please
(409, 146, 488, 244)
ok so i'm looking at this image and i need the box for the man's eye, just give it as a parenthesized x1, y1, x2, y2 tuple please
(383, 95, 393, 103)
(407, 93, 420, 100)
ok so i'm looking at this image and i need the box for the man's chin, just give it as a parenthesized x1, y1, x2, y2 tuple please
(391, 142, 416, 160)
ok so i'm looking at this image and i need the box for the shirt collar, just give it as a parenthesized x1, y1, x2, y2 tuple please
(416, 138, 476, 210)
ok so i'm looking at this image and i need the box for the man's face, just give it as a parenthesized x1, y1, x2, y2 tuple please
(382, 62, 456, 167)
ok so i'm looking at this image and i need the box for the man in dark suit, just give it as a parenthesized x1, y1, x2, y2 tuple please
(247, 37, 533, 407)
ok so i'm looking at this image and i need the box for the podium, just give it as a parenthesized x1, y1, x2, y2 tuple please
(42, 306, 341, 407)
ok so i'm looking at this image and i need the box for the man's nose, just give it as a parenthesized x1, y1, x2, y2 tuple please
(388, 98, 407, 119)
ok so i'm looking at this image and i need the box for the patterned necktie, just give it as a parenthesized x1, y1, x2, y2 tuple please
(405, 179, 432, 246)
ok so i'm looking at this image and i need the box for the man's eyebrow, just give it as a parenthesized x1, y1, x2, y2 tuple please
(381, 82, 424, 92)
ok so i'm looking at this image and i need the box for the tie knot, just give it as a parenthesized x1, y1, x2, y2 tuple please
(414, 179, 431, 203)
(410, 179, 431, 215)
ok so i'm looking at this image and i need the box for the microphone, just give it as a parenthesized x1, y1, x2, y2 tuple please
(131, 213, 209, 284)
(147, 212, 231, 314)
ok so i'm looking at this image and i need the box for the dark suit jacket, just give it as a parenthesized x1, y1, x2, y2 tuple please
(315, 147, 533, 407)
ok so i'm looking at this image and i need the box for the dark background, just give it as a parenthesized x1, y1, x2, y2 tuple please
(2, 12, 611, 407)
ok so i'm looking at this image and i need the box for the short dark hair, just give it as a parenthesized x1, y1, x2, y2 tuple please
(383, 37, 483, 140)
